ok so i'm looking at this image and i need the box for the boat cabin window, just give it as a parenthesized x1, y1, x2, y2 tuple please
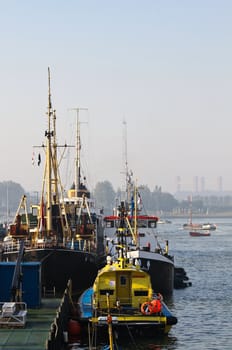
(148, 220, 157, 228)
(100, 289, 114, 295)
(105, 218, 157, 229)
(32, 206, 38, 216)
(134, 290, 149, 296)
(138, 233, 145, 237)
(137, 219, 147, 228)
(120, 275, 127, 286)
(105, 220, 115, 228)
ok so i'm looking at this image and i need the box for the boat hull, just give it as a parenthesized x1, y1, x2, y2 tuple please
(2, 248, 100, 294)
(87, 318, 173, 339)
(127, 250, 174, 295)
(189, 231, 211, 237)
(78, 288, 177, 341)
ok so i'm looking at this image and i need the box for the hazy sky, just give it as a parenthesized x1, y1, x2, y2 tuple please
(1, 0, 232, 194)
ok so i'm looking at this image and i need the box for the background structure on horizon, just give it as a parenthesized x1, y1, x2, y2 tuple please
(175, 175, 227, 199)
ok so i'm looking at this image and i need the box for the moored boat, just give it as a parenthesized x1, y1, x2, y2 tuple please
(77, 202, 177, 344)
(1, 69, 105, 294)
(189, 230, 211, 237)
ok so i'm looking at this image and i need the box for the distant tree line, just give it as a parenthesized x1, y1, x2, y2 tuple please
(0, 181, 25, 220)
(93, 181, 182, 215)
(93, 181, 232, 216)
(1, 180, 232, 222)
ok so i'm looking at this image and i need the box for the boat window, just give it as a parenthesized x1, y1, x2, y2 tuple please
(100, 289, 114, 295)
(120, 275, 127, 286)
(32, 207, 38, 216)
(134, 291, 148, 296)
(148, 221, 157, 228)
(105, 220, 114, 228)
(138, 233, 145, 237)
(137, 220, 147, 228)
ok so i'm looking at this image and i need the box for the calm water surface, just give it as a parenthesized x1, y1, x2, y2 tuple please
(79, 218, 232, 350)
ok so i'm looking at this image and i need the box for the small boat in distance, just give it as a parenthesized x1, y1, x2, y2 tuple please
(183, 196, 216, 231)
(184, 222, 216, 231)
(189, 230, 211, 237)
(78, 202, 177, 344)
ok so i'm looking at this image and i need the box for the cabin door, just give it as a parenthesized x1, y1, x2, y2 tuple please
(116, 272, 131, 306)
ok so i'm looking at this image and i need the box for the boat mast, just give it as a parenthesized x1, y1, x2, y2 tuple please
(52, 109, 59, 199)
(46, 67, 53, 233)
(123, 119, 133, 204)
(189, 195, 193, 225)
(76, 110, 81, 196)
(69, 108, 88, 196)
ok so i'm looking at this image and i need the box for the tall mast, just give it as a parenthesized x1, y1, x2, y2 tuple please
(46, 67, 53, 232)
(76, 110, 81, 196)
(70, 108, 88, 196)
(52, 109, 59, 199)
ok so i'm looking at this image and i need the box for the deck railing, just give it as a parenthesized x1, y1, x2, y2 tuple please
(46, 279, 73, 350)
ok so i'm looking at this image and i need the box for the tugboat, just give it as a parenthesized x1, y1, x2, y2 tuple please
(1, 69, 105, 294)
(77, 202, 177, 345)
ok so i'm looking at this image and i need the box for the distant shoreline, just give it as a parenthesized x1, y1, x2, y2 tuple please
(164, 213, 232, 219)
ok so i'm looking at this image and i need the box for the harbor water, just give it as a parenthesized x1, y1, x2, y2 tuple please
(75, 217, 232, 350)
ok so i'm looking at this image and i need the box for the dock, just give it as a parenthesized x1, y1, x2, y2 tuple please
(0, 297, 67, 350)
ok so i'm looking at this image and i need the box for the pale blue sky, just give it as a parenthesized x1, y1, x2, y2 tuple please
(1, 0, 232, 194)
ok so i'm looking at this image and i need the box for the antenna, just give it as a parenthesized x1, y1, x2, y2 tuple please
(122, 119, 133, 203)
(123, 119, 128, 184)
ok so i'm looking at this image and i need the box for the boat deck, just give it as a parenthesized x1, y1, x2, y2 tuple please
(0, 298, 61, 350)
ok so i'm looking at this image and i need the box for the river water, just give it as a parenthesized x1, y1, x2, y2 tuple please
(75, 217, 232, 350)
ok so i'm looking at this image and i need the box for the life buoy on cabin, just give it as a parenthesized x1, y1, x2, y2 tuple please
(140, 302, 153, 315)
(141, 299, 162, 315)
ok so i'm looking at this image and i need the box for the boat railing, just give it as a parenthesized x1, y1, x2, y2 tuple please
(96, 305, 141, 317)
(3, 236, 97, 254)
(95, 295, 149, 316)
(0, 302, 27, 327)
(46, 280, 72, 350)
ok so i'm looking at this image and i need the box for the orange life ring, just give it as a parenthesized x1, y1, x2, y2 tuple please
(140, 302, 153, 315)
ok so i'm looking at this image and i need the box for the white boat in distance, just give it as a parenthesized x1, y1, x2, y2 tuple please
(183, 222, 216, 231)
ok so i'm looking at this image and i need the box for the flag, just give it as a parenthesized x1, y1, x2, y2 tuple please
(38, 153, 41, 166)
(137, 192, 142, 210)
